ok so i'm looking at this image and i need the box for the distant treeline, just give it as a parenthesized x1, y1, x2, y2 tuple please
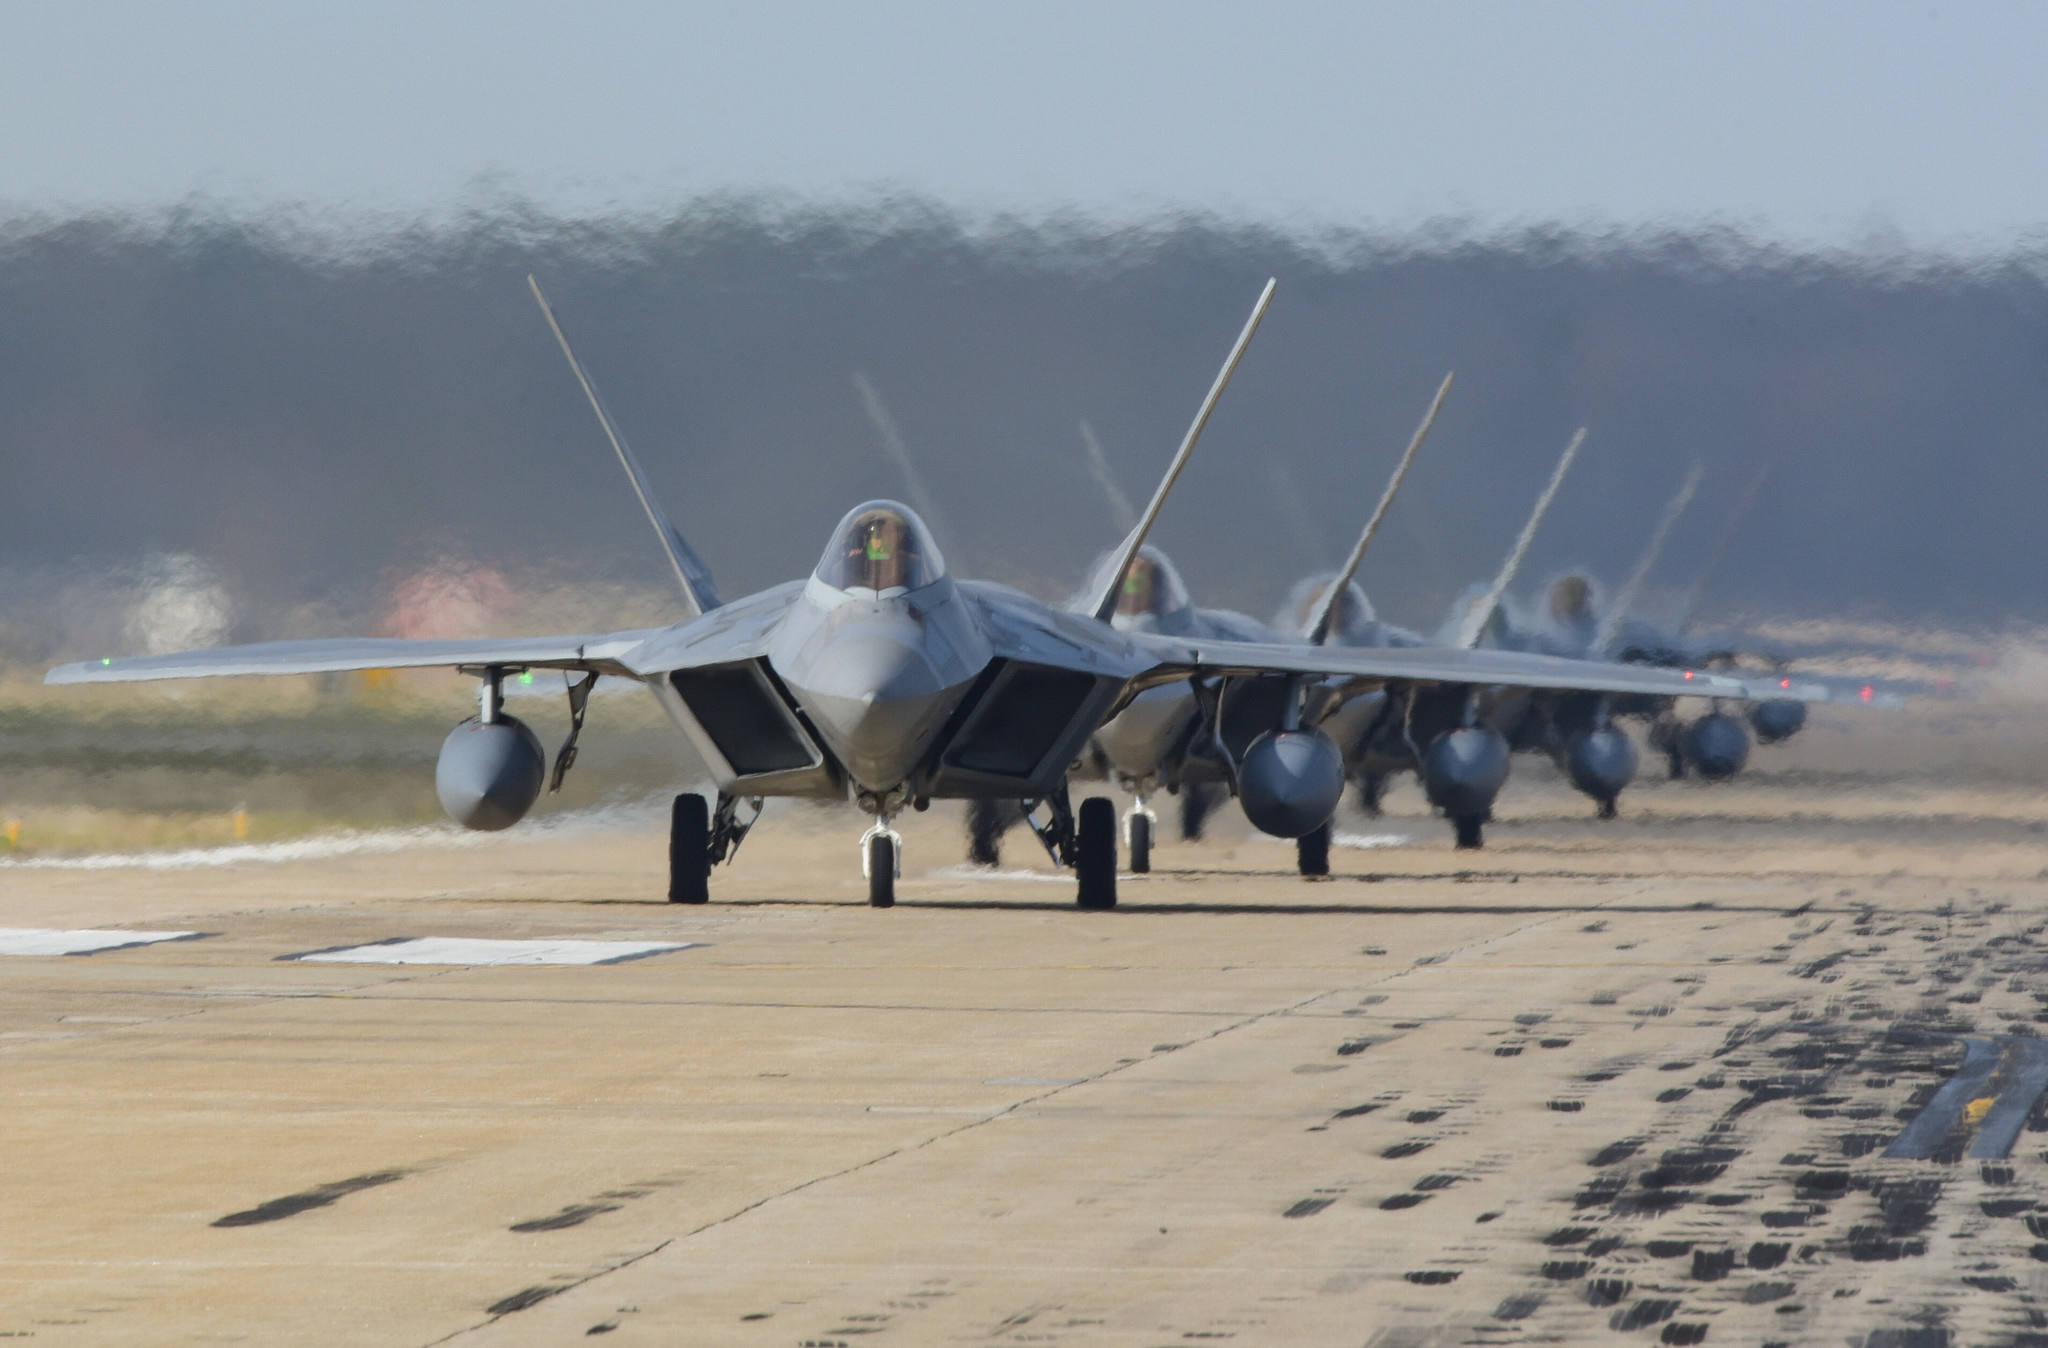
(2, 200, 2044, 659)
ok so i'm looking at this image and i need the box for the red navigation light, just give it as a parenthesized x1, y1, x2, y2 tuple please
(1780, 678, 1791, 688)
(1860, 685, 1874, 702)
(1683, 670, 1694, 680)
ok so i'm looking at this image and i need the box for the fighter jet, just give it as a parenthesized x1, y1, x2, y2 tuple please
(48, 277, 1796, 905)
(1469, 464, 1819, 809)
(1041, 374, 1451, 876)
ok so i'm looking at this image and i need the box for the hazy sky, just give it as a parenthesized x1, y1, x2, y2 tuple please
(3, 1, 2044, 250)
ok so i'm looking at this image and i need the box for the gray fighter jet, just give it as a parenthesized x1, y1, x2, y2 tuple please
(1467, 465, 1817, 811)
(48, 278, 1797, 906)
(1052, 374, 1450, 874)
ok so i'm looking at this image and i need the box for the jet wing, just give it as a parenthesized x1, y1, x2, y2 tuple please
(45, 630, 662, 685)
(1127, 634, 1803, 703)
(617, 582, 807, 675)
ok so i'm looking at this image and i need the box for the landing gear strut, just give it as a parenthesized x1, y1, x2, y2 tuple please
(1451, 813, 1485, 850)
(860, 816, 903, 908)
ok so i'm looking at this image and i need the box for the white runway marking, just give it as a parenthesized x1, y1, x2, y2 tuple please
(0, 928, 201, 956)
(1336, 832, 1409, 849)
(289, 937, 699, 967)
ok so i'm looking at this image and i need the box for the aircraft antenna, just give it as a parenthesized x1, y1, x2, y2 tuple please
(1455, 427, 1586, 649)
(528, 276, 719, 616)
(1308, 371, 1453, 645)
(1086, 278, 1277, 623)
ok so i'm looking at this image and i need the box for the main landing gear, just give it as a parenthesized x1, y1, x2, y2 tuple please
(668, 789, 1120, 911)
(667, 791, 762, 904)
(1021, 788, 1118, 909)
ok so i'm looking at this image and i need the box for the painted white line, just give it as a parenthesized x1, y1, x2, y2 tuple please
(290, 938, 699, 967)
(0, 928, 201, 956)
(1336, 832, 1409, 850)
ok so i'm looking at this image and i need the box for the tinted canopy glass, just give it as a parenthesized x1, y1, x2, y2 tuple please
(816, 501, 948, 595)
(1094, 545, 1190, 625)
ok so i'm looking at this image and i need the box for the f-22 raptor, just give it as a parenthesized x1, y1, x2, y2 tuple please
(48, 279, 1800, 908)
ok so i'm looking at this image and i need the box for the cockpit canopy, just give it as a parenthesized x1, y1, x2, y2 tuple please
(1277, 574, 1377, 640)
(815, 501, 948, 597)
(1080, 545, 1191, 630)
(1548, 572, 1598, 626)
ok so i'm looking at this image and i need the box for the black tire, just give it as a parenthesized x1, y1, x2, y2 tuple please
(1451, 813, 1484, 850)
(868, 834, 896, 908)
(1076, 796, 1117, 909)
(1179, 782, 1216, 842)
(1128, 812, 1152, 874)
(1356, 774, 1386, 818)
(1297, 822, 1331, 876)
(668, 793, 710, 903)
(966, 798, 1007, 867)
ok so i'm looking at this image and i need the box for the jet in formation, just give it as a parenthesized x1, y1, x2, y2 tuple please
(50, 278, 1825, 908)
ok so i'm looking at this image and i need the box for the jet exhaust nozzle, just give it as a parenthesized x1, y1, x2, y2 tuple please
(1747, 697, 1807, 744)
(1237, 727, 1346, 839)
(1423, 726, 1511, 819)
(1566, 724, 1639, 804)
(1684, 711, 1751, 780)
(436, 715, 546, 831)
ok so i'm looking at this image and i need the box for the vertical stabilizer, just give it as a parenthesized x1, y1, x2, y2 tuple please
(1593, 462, 1704, 656)
(528, 276, 720, 616)
(1307, 372, 1454, 645)
(1454, 427, 1587, 649)
(1083, 279, 1277, 623)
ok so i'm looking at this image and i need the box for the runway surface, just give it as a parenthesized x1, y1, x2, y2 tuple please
(4, 771, 2048, 1346)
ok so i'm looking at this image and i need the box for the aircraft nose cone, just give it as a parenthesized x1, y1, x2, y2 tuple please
(784, 624, 971, 791)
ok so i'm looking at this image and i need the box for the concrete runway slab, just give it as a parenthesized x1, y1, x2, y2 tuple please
(2, 776, 2048, 1345)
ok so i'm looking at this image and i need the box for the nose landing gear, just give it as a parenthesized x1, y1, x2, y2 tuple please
(1121, 791, 1157, 874)
(859, 816, 904, 907)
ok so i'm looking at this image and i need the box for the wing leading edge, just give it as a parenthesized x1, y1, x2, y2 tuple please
(1128, 633, 1816, 704)
(45, 631, 661, 685)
